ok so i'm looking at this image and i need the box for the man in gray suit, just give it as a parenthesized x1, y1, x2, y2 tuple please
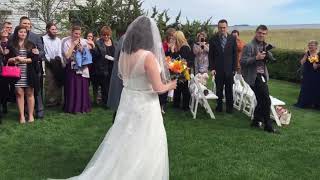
(20, 16, 45, 119)
(241, 25, 278, 134)
(107, 34, 124, 123)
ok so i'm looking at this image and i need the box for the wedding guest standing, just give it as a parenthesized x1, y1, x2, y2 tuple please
(0, 30, 10, 117)
(231, 30, 246, 73)
(160, 28, 176, 113)
(3, 22, 13, 35)
(295, 40, 320, 109)
(19, 16, 45, 119)
(170, 31, 193, 111)
(43, 23, 64, 107)
(91, 26, 115, 106)
(107, 31, 124, 122)
(209, 19, 237, 113)
(0, 46, 4, 123)
(6, 25, 40, 123)
(62, 25, 91, 113)
(163, 28, 176, 55)
(193, 32, 209, 74)
(85, 31, 100, 104)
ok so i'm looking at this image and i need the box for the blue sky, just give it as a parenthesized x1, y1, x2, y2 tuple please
(142, 0, 320, 25)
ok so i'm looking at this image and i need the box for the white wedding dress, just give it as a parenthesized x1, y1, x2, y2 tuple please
(58, 50, 169, 180)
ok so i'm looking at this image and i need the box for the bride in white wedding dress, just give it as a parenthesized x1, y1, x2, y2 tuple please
(50, 16, 177, 180)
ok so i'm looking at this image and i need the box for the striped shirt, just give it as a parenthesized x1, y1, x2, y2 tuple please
(15, 49, 29, 87)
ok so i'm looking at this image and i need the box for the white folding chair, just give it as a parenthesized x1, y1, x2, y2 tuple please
(270, 96, 285, 127)
(241, 80, 256, 119)
(189, 75, 218, 119)
(233, 74, 246, 111)
(238, 76, 286, 127)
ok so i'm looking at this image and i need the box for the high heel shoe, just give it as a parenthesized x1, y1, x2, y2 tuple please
(19, 119, 26, 124)
(28, 116, 35, 123)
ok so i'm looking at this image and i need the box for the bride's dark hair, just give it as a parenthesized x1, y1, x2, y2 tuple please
(122, 16, 154, 54)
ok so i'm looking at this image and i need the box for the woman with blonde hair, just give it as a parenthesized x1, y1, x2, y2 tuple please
(295, 40, 320, 109)
(168, 31, 193, 111)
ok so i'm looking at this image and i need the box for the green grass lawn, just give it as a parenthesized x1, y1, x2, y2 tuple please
(0, 79, 320, 180)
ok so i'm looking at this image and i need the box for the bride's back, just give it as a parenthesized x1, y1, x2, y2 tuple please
(121, 50, 154, 91)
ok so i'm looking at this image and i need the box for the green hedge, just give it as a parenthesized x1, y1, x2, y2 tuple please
(267, 49, 304, 82)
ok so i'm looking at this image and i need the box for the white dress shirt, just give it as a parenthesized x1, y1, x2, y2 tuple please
(42, 34, 63, 61)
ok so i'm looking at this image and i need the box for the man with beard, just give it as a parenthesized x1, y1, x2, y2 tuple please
(19, 16, 45, 119)
(43, 23, 64, 107)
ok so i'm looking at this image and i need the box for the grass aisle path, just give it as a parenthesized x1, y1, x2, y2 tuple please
(0, 79, 319, 180)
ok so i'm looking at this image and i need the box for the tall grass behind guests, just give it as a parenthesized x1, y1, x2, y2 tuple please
(239, 29, 320, 50)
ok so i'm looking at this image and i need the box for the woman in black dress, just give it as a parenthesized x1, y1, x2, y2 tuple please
(295, 40, 320, 109)
(91, 26, 115, 106)
(168, 31, 193, 111)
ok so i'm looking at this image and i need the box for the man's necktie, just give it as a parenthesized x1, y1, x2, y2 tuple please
(221, 35, 227, 51)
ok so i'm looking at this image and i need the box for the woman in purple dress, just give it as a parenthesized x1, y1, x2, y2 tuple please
(62, 26, 91, 113)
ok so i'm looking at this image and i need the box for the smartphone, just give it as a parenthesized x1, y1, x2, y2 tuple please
(169, 38, 175, 44)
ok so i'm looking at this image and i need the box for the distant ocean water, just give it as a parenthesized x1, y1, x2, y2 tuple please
(229, 24, 320, 31)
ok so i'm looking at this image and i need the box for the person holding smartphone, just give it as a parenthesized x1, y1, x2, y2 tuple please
(91, 26, 115, 106)
(62, 25, 91, 114)
(193, 32, 209, 74)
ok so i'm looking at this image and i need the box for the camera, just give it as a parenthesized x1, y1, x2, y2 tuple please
(260, 44, 276, 61)
(200, 38, 205, 49)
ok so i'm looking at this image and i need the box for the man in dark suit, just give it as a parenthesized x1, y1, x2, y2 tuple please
(19, 16, 45, 119)
(208, 19, 237, 113)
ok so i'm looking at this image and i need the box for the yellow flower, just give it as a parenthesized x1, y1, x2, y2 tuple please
(308, 55, 319, 63)
(184, 69, 190, 80)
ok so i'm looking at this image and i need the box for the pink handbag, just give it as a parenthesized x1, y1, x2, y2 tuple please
(1, 64, 21, 79)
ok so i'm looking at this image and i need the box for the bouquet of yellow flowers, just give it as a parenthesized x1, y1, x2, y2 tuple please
(308, 54, 319, 63)
(166, 56, 190, 81)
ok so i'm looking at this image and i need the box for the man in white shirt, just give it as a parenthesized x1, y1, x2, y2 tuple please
(43, 23, 64, 106)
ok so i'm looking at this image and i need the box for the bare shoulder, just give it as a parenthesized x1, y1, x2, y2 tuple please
(143, 51, 157, 69)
